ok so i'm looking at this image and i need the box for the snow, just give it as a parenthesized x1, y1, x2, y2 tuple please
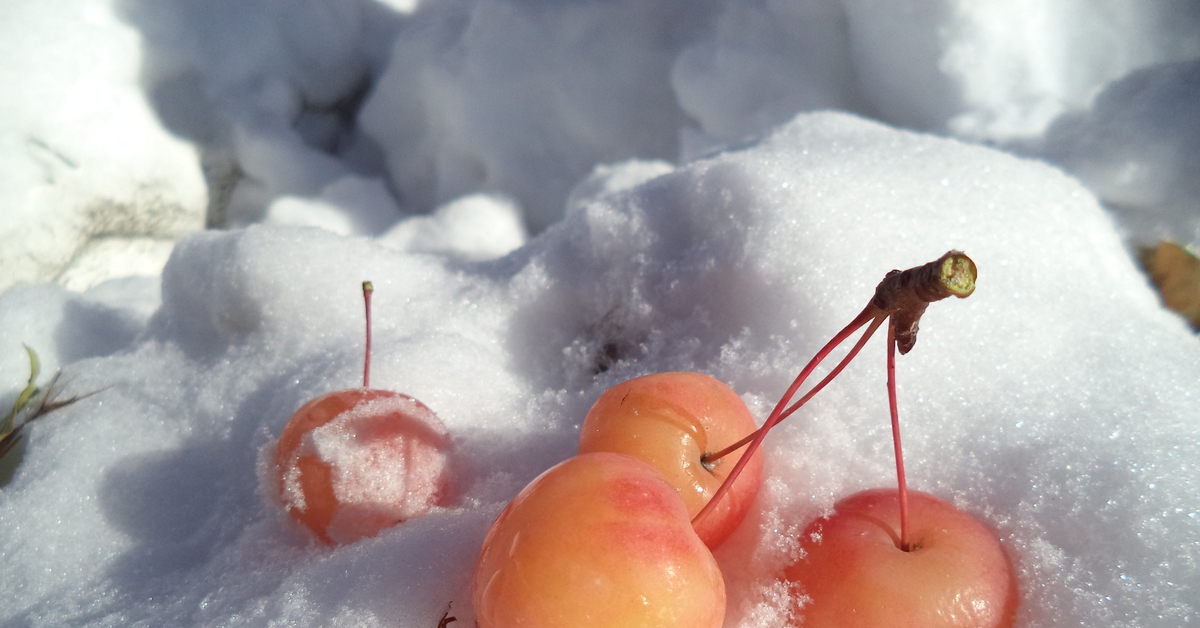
(0, 0, 206, 292)
(2, 1, 1199, 627)
(1038, 60, 1200, 248)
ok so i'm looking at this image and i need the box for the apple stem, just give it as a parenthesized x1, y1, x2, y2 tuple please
(703, 313, 885, 465)
(693, 305, 880, 527)
(887, 317, 911, 551)
(775, 315, 886, 429)
(362, 281, 374, 389)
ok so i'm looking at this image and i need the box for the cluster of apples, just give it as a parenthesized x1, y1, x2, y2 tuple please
(471, 251, 1017, 628)
(271, 253, 1019, 626)
(473, 371, 763, 627)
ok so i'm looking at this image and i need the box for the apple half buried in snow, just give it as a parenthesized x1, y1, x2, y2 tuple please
(785, 488, 1017, 628)
(275, 389, 454, 544)
(577, 372, 763, 548)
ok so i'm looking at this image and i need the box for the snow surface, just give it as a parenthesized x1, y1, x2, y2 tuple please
(2, 0, 1200, 627)
(0, 0, 207, 292)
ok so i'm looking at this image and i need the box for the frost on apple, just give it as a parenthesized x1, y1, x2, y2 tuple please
(277, 390, 454, 544)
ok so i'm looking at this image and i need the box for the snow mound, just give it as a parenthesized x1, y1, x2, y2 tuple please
(2, 112, 1197, 627)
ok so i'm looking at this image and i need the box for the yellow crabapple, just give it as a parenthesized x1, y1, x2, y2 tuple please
(472, 452, 726, 628)
(578, 372, 763, 548)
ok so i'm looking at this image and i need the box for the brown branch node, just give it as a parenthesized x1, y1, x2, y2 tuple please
(869, 250, 976, 354)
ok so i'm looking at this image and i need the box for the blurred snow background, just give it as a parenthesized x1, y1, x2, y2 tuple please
(1, 0, 1198, 626)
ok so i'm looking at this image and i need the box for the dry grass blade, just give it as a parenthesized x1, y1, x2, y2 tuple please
(2, 348, 105, 474)
(2, 346, 42, 453)
(0, 425, 24, 460)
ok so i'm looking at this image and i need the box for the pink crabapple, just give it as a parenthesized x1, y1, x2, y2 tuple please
(784, 489, 1017, 628)
(698, 251, 1017, 624)
(273, 282, 454, 544)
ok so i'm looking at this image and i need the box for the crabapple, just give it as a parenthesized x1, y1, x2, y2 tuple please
(472, 452, 725, 628)
(275, 388, 453, 544)
(577, 372, 763, 548)
(784, 488, 1017, 628)
(273, 282, 454, 544)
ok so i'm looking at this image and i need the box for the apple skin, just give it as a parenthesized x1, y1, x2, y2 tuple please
(784, 489, 1017, 628)
(472, 452, 725, 628)
(275, 388, 453, 544)
(577, 372, 763, 548)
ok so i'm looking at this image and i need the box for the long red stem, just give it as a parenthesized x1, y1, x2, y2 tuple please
(887, 317, 910, 551)
(775, 315, 886, 430)
(693, 305, 880, 527)
(704, 315, 885, 463)
(363, 281, 374, 388)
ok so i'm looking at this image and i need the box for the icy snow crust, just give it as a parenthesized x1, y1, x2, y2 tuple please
(2, 112, 1199, 627)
